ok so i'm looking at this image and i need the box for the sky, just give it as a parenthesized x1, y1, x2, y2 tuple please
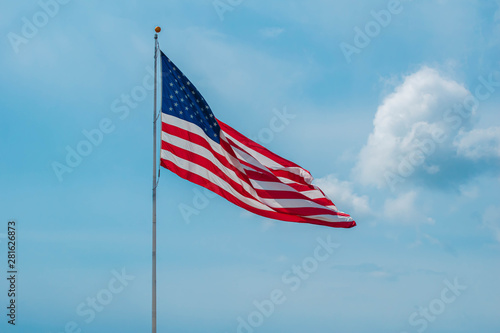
(1, 0, 500, 332)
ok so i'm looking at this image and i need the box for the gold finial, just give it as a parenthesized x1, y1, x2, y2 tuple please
(155, 26, 161, 33)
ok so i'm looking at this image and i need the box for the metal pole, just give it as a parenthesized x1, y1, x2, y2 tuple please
(152, 29, 159, 333)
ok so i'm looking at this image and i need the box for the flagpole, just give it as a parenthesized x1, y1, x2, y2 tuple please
(152, 26, 161, 333)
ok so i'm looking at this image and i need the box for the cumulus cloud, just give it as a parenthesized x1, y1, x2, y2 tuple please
(352, 66, 498, 190)
(314, 175, 371, 217)
(455, 127, 500, 160)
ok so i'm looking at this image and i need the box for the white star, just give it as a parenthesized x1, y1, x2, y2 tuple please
(169, 83, 174, 87)
(175, 90, 179, 94)
(169, 107, 173, 111)
(190, 115, 194, 118)
(187, 82, 191, 85)
(180, 98, 184, 102)
(170, 95, 174, 99)
(180, 111, 183, 115)
(174, 103, 178, 107)
(185, 107, 188, 111)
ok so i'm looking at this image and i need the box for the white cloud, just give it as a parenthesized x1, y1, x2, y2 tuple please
(455, 127, 500, 160)
(353, 67, 475, 189)
(383, 191, 434, 225)
(383, 191, 418, 223)
(259, 27, 285, 38)
(459, 184, 479, 199)
(314, 175, 370, 217)
(423, 164, 440, 174)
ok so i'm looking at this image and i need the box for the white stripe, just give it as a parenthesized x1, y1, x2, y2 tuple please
(163, 114, 319, 193)
(280, 167, 313, 184)
(162, 114, 223, 153)
(250, 180, 333, 202)
(230, 144, 270, 174)
(223, 130, 284, 170)
(161, 150, 274, 212)
(162, 114, 249, 174)
(162, 114, 348, 220)
(162, 143, 337, 211)
(300, 189, 328, 200)
(259, 197, 339, 211)
(277, 177, 295, 184)
(250, 180, 296, 192)
(163, 116, 333, 209)
(300, 214, 354, 223)
(163, 150, 351, 223)
(231, 144, 312, 185)
(162, 131, 260, 198)
(224, 130, 313, 184)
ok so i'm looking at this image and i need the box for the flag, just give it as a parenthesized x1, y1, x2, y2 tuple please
(159, 51, 356, 228)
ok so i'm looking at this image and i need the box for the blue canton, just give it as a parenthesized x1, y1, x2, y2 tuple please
(160, 51, 221, 143)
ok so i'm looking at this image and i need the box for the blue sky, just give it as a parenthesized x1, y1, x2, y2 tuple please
(1, 0, 500, 332)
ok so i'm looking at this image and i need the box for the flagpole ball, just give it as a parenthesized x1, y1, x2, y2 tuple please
(155, 26, 161, 33)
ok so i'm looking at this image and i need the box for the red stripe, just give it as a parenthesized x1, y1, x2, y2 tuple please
(163, 123, 339, 210)
(219, 119, 308, 171)
(161, 158, 356, 228)
(244, 169, 280, 183)
(162, 145, 345, 217)
(226, 139, 311, 185)
(162, 123, 252, 185)
(161, 143, 258, 202)
(167, 122, 320, 194)
(161, 118, 355, 228)
(271, 169, 310, 184)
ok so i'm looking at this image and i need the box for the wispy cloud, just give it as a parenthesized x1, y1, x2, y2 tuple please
(455, 127, 500, 160)
(259, 27, 285, 38)
(331, 262, 446, 281)
(482, 205, 500, 243)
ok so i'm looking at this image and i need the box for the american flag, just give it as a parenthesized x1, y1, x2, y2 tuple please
(159, 51, 356, 228)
